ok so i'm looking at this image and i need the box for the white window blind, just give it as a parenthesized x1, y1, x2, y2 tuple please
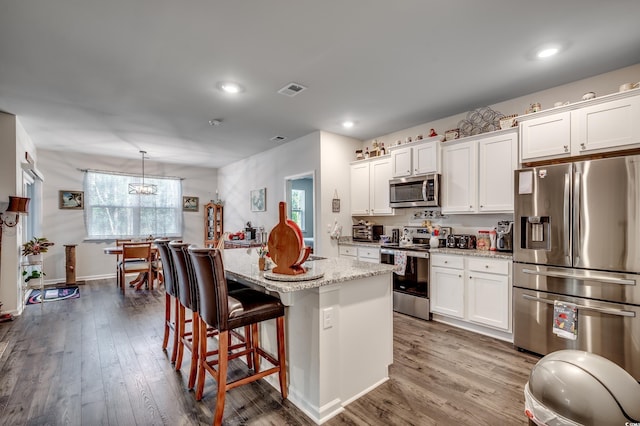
(84, 171, 182, 239)
(291, 189, 305, 232)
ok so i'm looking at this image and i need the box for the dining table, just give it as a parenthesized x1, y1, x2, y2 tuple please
(103, 245, 159, 290)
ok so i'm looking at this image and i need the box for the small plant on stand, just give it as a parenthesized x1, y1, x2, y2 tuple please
(257, 244, 269, 271)
(22, 237, 54, 262)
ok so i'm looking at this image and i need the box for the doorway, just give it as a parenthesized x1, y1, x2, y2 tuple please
(284, 171, 316, 253)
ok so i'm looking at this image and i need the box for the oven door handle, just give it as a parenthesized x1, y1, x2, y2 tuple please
(522, 294, 636, 317)
(522, 268, 636, 286)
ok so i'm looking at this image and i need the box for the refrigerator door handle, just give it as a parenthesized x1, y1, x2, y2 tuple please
(522, 268, 636, 285)
(564, 172, 571, 262)
(573, 171, 581, 265)
(522, 294, 636, 317)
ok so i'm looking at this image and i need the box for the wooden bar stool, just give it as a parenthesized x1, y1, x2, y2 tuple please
(154, 238, 180, 364)
(168, 241, 202, 389)
(169, 242, 251, 390)
(188, 247, 287, 426)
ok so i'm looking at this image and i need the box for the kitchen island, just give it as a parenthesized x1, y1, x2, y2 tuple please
(222, 248, 395, 424)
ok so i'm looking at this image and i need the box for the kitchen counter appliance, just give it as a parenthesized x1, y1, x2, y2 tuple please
(352, 224, 383, 242)
(447, 234, 476, 249)
(389, 174, 440, 208)
(496, 221, 513, 252)
(513, 155, 640, 381)
(381, 226, 431, 321)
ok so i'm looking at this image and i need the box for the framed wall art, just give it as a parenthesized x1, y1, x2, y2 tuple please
(59, 190, 84, 210)
(183, 196, 199, 212)
(250, 188, 266, 212)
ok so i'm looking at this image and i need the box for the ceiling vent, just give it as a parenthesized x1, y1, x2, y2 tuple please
(277, 82, 307, 97)
(270, 136, 287, 142)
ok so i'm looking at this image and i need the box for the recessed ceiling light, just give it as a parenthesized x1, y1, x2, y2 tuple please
(537, 47, 559, 59)
(217, 82, 244, 94)
(342, 121, 354, 129)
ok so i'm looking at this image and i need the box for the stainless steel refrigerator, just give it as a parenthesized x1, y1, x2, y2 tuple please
(513, 155, 640, 381)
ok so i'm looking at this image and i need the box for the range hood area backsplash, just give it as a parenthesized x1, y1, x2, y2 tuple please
(351, 210, 514, 237)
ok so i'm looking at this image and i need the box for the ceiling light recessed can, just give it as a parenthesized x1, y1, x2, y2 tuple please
(537, 47, 559, 59)
(217, 82, 244, 94)
(342, 121, 355, 129)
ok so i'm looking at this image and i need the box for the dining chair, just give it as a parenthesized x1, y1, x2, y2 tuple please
(154, 238, 180, 364)
(115, 238, 133, 288)
(188, 247, 287, 426)
(118, 242, 153, 296)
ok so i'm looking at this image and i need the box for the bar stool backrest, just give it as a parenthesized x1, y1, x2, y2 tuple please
(154, 238, 178, 298)
(169, 241, 198, 312)
(189, 247, 229, 331)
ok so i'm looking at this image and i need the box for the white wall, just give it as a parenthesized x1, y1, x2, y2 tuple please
(363, 63, 640, 151)
(37, 150, 217, 282)
(0, 114, 36, 315)
(218, 131, 323, 251)
(319, 131, 362, 258)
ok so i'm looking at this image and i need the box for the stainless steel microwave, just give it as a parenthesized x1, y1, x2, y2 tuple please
(389, 174, 440, 208)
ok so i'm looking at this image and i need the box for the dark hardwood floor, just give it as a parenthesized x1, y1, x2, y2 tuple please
(0, 279, 540, 425)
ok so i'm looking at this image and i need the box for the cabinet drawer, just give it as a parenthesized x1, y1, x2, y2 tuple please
(467, 257, 510, 275)
(431, 254, 464, 269)
(339, 246, 357, 257)
(357, 247, 380, 261)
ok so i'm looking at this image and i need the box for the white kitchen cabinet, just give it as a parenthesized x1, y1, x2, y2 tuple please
(477, 132, 518, 212)
(431, 253, 512, 332)
(442, 131, 517, 214)
(350, 156, 393, 216)
(390, 138, 440, 178)
(572, 95, 640, 154)
(441, 141, 476, 213)
(430, 254, 465, 318)
(339, 245, 380, 263)
(339, 245, 357, 259)
(357, 246, 380, 263)
(466, 258, 511, 331)
(520, 111, 571, 161)
(391, 147, 412, 177)
(520, 92, 640, 162)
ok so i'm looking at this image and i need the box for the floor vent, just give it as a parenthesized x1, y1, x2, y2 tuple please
(277, 82, 307, 97)
(270, 136, 287, 142)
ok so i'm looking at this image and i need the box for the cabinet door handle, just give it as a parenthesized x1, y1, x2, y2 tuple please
(580, 143, 586, 150)
(485, 265, 489, 268)
(444, 260, 448, 264)
(458, 274, 462, 278)
(563, 145, 569, 152)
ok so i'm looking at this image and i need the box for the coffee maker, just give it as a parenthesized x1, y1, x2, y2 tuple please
(496, 221, 514, 252)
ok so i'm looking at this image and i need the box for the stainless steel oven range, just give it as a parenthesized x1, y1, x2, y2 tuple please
(381, 226, 431, 321)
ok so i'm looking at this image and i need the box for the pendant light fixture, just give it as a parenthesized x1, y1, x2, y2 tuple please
(128, 150, 157, 195)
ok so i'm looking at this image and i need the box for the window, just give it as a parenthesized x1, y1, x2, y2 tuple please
(291, 189, 305, 231)
(84, 171, 182, 239)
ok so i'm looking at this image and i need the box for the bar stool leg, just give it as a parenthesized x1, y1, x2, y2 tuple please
(195, 317, 208, 401)
(251, 323, 260, 373)
(171, 298, 179, 363)
(175, 304, 186, 370)
(162, 293, 171, 350)
(187, 311, 200, 389)
(213, 330, 229, 426)
(277, 316, 288, 399)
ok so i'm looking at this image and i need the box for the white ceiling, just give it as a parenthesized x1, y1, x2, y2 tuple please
(1, 1, 640, 168)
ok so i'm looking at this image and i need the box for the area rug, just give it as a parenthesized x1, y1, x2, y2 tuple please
(26, 286, 80, 305)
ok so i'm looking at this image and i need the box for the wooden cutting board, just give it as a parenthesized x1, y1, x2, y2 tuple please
(268, 202, 306, 275)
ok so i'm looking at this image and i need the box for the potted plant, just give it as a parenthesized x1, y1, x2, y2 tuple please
(22, 237, 54, 263)
(22, 269, 45, 283)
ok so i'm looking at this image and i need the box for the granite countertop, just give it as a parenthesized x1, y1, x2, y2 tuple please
(337, 238, 382, 248)
(222, 248, 394, 293)
(429, 247, 513, 260)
